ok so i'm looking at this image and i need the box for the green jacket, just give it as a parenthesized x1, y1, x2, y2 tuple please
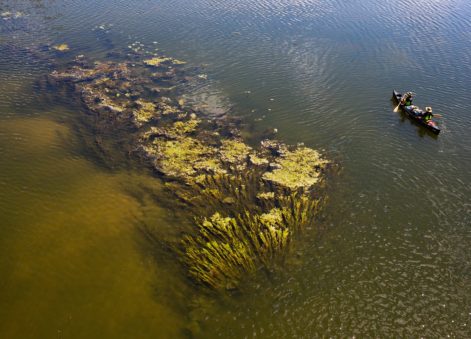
(423, 112, 433, 121)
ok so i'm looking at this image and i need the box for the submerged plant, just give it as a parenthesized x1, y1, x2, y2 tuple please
(144, 57, 186, 67)
(181, 171, 323, 289)
(143, 57, 173, 67)
(49, 48, 329, 292)
(183, 213, 256, 289)
(219, 139, 252, 169)
(262, 147, 328, 191)
(132, 100, 156, 126)
(149, 136, 226, 180)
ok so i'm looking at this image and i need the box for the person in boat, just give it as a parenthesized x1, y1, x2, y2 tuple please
(401, 92, 413, 107)
(423, 107, 433, 122)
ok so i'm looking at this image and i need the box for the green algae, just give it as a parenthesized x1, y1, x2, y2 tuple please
(262, 147, 328, 191)
(144, 57, 186, 67)
(249, 153, 269, 166)
(172, 59, 187, 65)
(173, 118, 200, 135)
(152, 137, 226, 180)
(50, 49, 330, 292)
(157, 102, 181, 116)
(258, 207, 283, 227)
(245, 208, 291, 267)
(180, 171, 324, 289)
(182, 195, 316, 289)
(183, 212, 256, 290)
(133, 100, 156, 126)
(219, 139, 253, 169)
(53, 44, 70, 52)
(144, 57, 173, 67)
(256, 191, 275, 200)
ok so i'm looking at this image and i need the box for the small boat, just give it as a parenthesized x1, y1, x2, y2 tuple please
(392, 90, 440, 134)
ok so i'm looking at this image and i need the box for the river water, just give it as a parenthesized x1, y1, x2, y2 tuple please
(1, 0, 470, 337)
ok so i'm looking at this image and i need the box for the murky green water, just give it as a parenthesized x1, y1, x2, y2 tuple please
(1, 0, 471, 337)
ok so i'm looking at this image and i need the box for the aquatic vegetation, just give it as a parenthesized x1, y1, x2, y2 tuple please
(156, 102, 181, 116)
(219, 139, 253, 169)
(249, 153, 269, 166)
(180, 169, 323, 289)
(173, 118, 200, 135)
(277, 193, 321, 233)
(50, 61, 130, 84)
(172, 59, 187, 65)
(182, 207, 291, 289)
(132, 100, 156, 126)
(243, 208, 291, 267)
(182, 191, 320, 289)
(262, 147, 328, 191)
(256, 191, 275, 200)
(53, 44, 70, 52)
(144, 57, 173, 67)
(151, 137, 226, 181)
(143, 118, 201, 141)
(94, 94, 126, 113)
(50, 48, 330, 291)
(183, 213, 256, 289)
(144, 56, 185, 67)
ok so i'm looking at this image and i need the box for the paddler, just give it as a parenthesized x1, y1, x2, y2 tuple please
(423, 107, 433, 122)
(401, 92, 413, 107)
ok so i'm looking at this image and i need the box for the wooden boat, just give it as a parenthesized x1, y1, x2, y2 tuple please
(392, 90, 440, 134)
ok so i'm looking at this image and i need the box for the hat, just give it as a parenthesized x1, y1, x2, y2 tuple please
(425, 106, 433, 112)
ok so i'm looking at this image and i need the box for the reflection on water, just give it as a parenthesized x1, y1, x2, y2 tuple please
(1, 0, 471, 337)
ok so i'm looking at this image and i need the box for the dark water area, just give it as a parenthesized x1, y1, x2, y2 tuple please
(1, 0, 471, 337)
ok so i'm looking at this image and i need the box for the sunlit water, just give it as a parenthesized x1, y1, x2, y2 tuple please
(1, 0, 470, 337)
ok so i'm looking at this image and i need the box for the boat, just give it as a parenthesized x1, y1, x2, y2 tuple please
(392, 90, 440, 134)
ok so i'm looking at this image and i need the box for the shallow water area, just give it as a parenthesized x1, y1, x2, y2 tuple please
(1, 0, 471, 338)
(0, 112, 189, 338)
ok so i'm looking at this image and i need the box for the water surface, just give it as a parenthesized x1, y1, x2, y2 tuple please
(1, 0, 470, 337)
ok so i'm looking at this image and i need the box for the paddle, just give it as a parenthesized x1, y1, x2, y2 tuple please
(394, 92, 408, 112)
(393, 99, 402, 113)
